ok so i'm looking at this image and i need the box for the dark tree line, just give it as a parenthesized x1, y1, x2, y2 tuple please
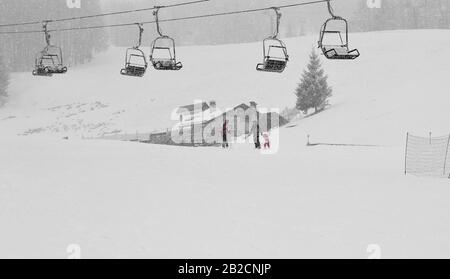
(0, 0, 108, 72)
(352, 0, 450, 31)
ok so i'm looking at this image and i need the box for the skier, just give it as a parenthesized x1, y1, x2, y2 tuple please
(222, 119, 230, 148)
(251, 121, 261, 149)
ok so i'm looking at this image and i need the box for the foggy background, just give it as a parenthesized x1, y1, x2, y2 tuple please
(0, 0, 449, 71)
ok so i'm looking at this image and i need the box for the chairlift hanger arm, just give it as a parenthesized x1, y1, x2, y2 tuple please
(271, 7, 281, 39)
(135, 23, 144, 49)
(153, 6, 165, 37)
(326, 0, 343, 20)
(42, 20, 51, 47)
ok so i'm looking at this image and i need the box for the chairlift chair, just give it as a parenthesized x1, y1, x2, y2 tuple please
(318, 0, 360, 60)
(150, 36, 183, 70)
(32, 52, 54, 77)
(256, 38, 289, 73)
(33, 21, 68, 76)
(121, 23, 148, 77)
(149, 7, 183, 71)
(121, 48, 148, 77)
(256, 8, 289, 73)
(33, 46, 67, 76)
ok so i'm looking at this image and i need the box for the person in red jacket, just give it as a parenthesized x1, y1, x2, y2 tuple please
(263, 132, 270, 149)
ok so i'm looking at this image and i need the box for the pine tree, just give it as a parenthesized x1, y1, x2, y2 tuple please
(295, 49, 332, 114)
(0, 56, 10, 107)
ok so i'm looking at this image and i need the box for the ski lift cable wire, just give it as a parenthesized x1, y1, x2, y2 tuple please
(0, 0, 333, 35)
(0, 0, 210, 28)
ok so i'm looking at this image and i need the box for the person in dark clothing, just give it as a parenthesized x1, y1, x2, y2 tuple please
(251, 121, 261, 149)
(255, 123, 261, 149)
(222, 120, 229, 148)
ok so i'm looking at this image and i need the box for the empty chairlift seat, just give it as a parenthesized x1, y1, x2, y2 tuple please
(120, 24, 148, 77)
(318, 1, 360, 60)
(256, 42, 289, 73)
(33, 47, 67, 77)
(150, 41, 183, 71)
(121, 50, 148, 77)
(256, 8, 289, 73)
(149, 8, 183, 71)
(321, 45, 360, 60)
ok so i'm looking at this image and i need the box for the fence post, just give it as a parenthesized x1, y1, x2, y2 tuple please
(405, 132, 409, 175)
(443, 134, 450, 176)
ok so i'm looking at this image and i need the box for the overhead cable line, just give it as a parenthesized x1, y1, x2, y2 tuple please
(0, 0, 210, 28)
(0, 0, 332, 35)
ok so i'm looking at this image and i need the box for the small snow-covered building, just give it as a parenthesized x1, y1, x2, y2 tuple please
(148, 101, 287, 146)
(175, 101, 211, 123)
(170, 101, 288, 146)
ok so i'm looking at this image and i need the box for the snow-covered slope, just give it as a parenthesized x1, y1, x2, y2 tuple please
(1, 30, 450, 258)
(2, 30, 450, 139)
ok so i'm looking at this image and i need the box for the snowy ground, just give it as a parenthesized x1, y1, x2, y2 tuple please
(1, 30, 450, 258)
